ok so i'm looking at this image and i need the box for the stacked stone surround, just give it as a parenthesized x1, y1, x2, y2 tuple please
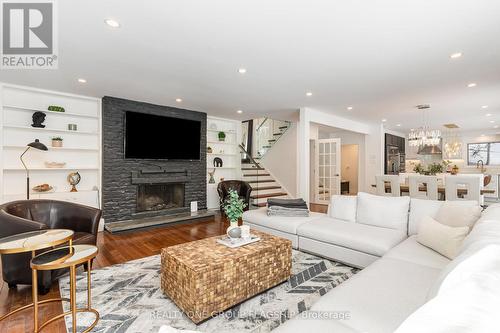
(102, 96, 207, 223)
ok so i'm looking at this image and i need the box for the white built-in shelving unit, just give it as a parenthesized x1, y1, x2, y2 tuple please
(206, 116, 242, 209)
(0, 83, 102, 213)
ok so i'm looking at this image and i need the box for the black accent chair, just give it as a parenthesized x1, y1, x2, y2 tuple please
(0, 200, 102, 294)
(217, 180, 252, 213)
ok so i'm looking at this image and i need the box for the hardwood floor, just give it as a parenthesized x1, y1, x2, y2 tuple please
(0, 206, 323, 333)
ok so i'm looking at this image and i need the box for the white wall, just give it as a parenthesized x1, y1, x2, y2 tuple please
(261, 122, 298, 196)
(298, 107, 383, 202)
(341, 145, 359, 194)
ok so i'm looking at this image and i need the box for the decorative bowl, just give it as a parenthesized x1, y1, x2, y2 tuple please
(45, 162, 66, 168)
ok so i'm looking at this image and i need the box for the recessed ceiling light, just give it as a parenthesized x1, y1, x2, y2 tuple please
(175, 98, 182, 103)
(490, 120, 496, 123)
(236, 110, 243, 114)
(450, 52, 462, 59)
(481, 134, 486, 137)
(396, 124, 401, 127)
(77, 78, 87, 83)
(482, 105, 489, 109)
(238, 68, 247, 74)
(347, 106, 353, 110)
(467, 82, 477, 88)
(486, 113, 492, 117)
(494, 125, 499, 129)
(382, 119, 387, 122)
(104, 19, 120, 28)
(306, 92, 313, 97)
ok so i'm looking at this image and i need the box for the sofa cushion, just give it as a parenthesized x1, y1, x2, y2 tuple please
(297, 217, 406, 257)
(308, 257, 442, 333)
(435, 201, 482, 228)
(417, 216, 469, 259)
(356, 192, 410, 231)
(242, 207, 323, 235)
(329, 195, 357, 222)
(408, 198, 443, 236)
(384, 235, 450, 270)
(397, 245, 500, 333)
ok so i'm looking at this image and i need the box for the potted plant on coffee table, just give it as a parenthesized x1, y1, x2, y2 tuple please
(223, 189, 247, 234)
(51, 137, 63, 147)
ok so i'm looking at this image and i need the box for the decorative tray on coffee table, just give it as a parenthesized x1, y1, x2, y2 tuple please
(217, 235, 261, 248)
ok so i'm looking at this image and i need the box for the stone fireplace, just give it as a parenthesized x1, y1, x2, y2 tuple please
(137, 183, 185, 213)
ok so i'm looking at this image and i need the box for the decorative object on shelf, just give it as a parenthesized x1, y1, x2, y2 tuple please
(44, 161, 66, 168)
(213, 157, 223, 167)
(207, 146, 213, 154)
(67, 124, 78, 131)
(223, 189, 247, 235)
(67, 172, 81, 192)
(219, 148, 224, 154)
(220, 177, 225, 182)
(451, 165, 459, 175)
(210, 123, 217, 130)
(218, 131, 226, 142)
(20, 139, 48, 199)
(32, 184, 54, 192)
(51, 137, 63, 147)
(408, 104, 442, 154)
(208, 169, 216, 184)
(31, 111, 46, 128)
(47, 105, 65, 112)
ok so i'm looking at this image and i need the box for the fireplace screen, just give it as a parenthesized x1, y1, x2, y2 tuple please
(137, 183, 185, 212)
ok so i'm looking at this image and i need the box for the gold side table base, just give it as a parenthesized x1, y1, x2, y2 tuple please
(0, 298, 70, 321)
(38, 308, 99, 333)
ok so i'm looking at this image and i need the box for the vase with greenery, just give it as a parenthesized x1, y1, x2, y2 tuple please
(51, 137, 63, 147)
(218, 131, 226, 142)
(223, 189, 247, 229)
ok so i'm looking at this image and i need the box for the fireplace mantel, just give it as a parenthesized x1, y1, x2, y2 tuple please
(131, 170, 191, 185)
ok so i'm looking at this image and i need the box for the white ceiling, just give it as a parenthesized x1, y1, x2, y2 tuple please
(1, 0, 500, 133)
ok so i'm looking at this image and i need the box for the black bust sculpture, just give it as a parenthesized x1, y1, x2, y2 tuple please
(31, 111, 46, 128)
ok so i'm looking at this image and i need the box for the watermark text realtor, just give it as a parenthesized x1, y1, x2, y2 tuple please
(1, 0, 58, 69)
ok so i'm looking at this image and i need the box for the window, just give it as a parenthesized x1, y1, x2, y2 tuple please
(468, 142, 500, 165)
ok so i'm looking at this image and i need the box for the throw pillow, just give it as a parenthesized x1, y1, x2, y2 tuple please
(417, 215, 469, 259)
(435, 201, 481, 229)
(328, 195, 357, 222)
(356, 192, 410, 231)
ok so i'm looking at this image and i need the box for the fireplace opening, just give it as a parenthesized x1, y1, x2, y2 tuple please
(137, 183, 185, 213)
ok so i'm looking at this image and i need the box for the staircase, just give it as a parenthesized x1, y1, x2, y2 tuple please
(242, 162, 288, 208)
(240, 118, 292, 208)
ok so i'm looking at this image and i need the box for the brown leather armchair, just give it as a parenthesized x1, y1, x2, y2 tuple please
(217, 180, 252, 213)
(0, 200, 101, 294)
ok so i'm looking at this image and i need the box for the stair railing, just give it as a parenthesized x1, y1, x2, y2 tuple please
(239, 144, 265, 206)
(254, 118, 291, 159)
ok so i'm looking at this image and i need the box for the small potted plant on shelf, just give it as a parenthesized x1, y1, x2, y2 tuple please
(223, 189, 247, 236)
(218, 131, 226, 142)
(47, 105, 65, 113)
(51, 137, 63, 147)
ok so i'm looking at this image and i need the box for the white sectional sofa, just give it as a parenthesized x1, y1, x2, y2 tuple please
(242, 192, 500, 332)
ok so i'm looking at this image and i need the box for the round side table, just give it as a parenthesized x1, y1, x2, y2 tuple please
(31, 245, 99, 333)
(0, 229, 74, 332)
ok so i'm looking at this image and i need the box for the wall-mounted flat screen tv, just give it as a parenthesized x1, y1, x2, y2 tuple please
(124, 111, 201, 160)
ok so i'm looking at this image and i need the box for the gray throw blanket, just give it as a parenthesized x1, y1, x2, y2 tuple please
(267, 198, 308, 210)
(267, 205, 310, 217)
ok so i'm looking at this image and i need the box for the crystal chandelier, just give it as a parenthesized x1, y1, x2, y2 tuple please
(442, 126, 462, 159)
(408, 105, 441, 148)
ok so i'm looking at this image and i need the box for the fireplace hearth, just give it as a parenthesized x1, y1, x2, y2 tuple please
(137, 183, 185, 213)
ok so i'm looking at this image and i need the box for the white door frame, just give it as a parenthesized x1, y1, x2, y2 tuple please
(315, 138, 341, 203)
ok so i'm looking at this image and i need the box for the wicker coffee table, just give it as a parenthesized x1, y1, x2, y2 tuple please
(161, 230, 292, 323)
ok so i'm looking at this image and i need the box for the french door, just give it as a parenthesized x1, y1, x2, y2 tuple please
(315, 138, 341, 203)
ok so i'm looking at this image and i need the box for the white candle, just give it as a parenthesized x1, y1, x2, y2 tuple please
(240, 225, 250, 239)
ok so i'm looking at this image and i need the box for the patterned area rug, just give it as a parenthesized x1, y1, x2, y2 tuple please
(60, 250, 358, 333)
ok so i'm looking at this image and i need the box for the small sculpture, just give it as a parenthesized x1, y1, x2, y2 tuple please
(31, 111, 46, 128)
(67, 172, 81, 192)
(213, 157, 223, 168)
(208, 169, 216, 184)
